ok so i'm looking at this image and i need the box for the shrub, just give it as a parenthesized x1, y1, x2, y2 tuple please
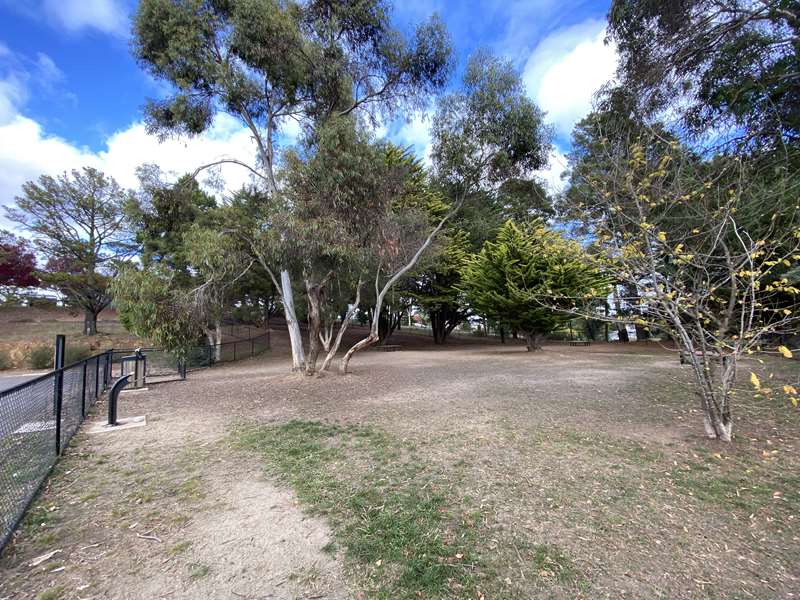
(27, 346, 53, 370)
(65, 345, 93, 365)
(0, 350, 11, 370)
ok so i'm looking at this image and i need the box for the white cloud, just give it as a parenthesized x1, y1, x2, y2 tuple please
(535, 147, 569, 195)
(43, 0, 128, 36)
(34, 53, 64, 86)
(0, 72, 26, 124)
(523, 19, 617, 139)
(394, 111, 434, 166)
(0, 45, 65, 125)
(0, 113, 261, 225)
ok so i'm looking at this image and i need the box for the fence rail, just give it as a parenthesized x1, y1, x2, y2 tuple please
(0, 328, 270, 550)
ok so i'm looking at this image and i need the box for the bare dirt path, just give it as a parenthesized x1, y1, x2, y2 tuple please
(0, 353, 350, 600)
(1, 335, 798, 599)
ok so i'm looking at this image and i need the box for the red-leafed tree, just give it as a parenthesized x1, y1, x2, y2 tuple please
(0, 231, 39, 292)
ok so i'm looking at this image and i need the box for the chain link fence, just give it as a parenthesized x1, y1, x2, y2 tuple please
(111, 331, 271, 379)
(0, 328, 270, 550)
(0, 351, 112, 549)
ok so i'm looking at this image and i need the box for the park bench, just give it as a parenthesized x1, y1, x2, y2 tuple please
(679, 350, 729, 367)
(569, 341, 591, 347)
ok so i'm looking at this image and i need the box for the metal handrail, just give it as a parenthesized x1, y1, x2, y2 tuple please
(107, 375, 132, 426)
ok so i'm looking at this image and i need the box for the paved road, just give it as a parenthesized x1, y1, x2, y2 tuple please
(0, 374, 39, 393)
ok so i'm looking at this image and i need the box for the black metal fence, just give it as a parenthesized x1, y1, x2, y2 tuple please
(109, 331, 271, 380)
(0, 328, 271, 550)
(0, 350, 112, 549)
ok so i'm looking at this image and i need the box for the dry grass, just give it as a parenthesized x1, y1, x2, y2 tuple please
(0, 331, 798, 599)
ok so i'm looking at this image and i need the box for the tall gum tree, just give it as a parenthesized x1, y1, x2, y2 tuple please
(132, 0, 453, 371)
(339, 50, 552, 371)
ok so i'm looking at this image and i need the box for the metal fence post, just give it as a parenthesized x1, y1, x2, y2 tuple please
(95, 354, 100, 397)
(81, 360, 88, 417)
(53, 335, 65, 456)
(104, 350, 112, 389)
(251, 337, 254, 357)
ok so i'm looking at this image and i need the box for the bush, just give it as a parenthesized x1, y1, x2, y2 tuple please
(65, 345, 93, 365)
(0, 350, 11, 370)
(27, 346, 53, 370)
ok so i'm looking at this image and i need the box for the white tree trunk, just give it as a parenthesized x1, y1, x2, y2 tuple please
(281, 269, 306, 371)
(321, 281, 361, 372)
(215, 321, 223, 362)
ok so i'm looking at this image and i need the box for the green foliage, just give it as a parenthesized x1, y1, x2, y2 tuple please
(0, 349, 11, 370)
(111, 265, 201, 356)
(27, 345, 53, 370)
(607, 0, 799, 150)
(133, 0, 453, 141)
(128, 167, 216, 280)
(405, 228, 472, 343)
(497, 178, 554, 223)
(462, 221, 607, 345)
(432, 50, 551, 195)
(64, 345, 93, 366)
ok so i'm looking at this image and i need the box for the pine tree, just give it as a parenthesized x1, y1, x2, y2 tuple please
(462, 221, 606, 350)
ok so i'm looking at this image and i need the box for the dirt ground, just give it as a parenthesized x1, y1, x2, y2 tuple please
(0, 328, 798, 599)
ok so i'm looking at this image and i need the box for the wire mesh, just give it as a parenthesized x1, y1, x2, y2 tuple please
(0, 374, 57, 549)
(0, 349, 112, 549)
(1, 329, 268, 549)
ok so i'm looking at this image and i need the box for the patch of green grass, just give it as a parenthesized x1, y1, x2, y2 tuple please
(528, 543, 580, 583)
(234, 420, 484, 599)
(188, 563, 210, 580)
(670, 455, 800, 521)
(18, 505, 60, 539)
(169, 540, 192, 555)
(37, 586, 65, 600)
(176, 476, 205, 502)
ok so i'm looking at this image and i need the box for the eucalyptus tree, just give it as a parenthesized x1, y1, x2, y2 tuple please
(281, 116, 413, 374)
(115, 172, 251, 359)
(607, 0, 800, 151)
(339, 50, 553, 369)
(5, 168, 134, 335)
(133, 0, 452, 370)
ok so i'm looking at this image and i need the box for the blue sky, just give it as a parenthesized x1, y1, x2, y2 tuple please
(0, 0, 616, 217)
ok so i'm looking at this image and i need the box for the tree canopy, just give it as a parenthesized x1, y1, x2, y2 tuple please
(462, 220, 607, 351)
(5, 167, 133, 335)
